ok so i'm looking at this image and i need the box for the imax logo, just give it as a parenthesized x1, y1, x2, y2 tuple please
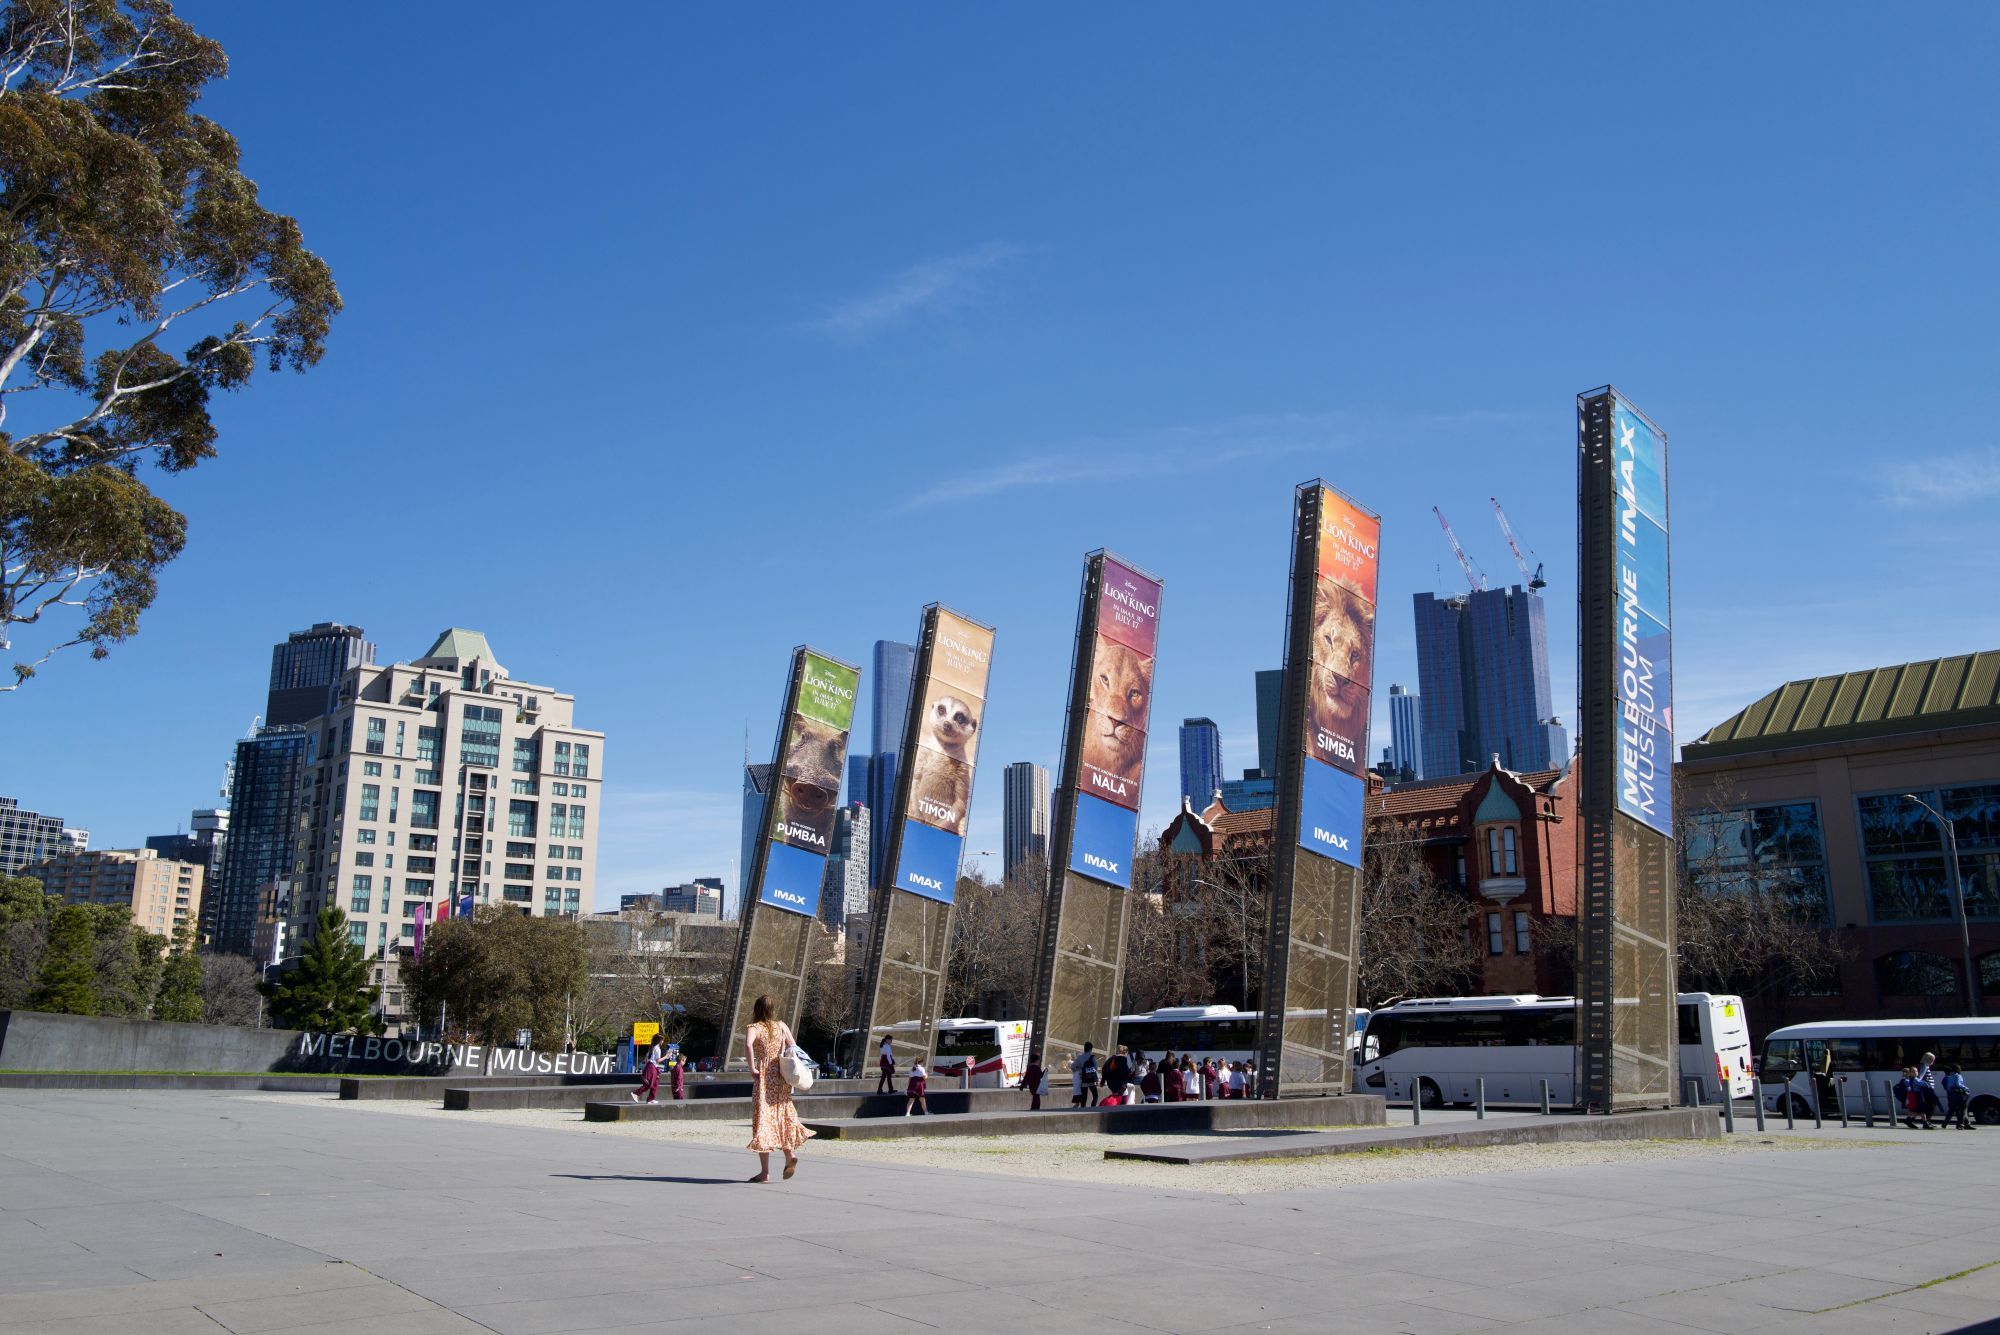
(1083, 852, 1121, 875)
(771, 889, 808, 907)
(908, 873, 943, 891)
(1313, 827, 1352, 852)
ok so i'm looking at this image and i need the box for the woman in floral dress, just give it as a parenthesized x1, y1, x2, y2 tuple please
(745, 994, 813, 1182)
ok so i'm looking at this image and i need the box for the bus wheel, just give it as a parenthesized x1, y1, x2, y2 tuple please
(1416, 1078, 1444, 1110)
(1971, 1096, 2000, 1127)
(1787, 1094, 1814, 1121)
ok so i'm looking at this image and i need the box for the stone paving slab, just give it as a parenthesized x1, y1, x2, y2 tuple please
(4, 1089, 2000, 1333)
(1104, 1106, 1713, 1162)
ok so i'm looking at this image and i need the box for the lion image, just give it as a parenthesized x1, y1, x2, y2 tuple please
(1080, 639, 1151, 794)
(1308, 576, 1372, 767)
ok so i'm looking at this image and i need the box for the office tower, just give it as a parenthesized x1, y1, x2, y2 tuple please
(1179, 718, 1224, 808)
(866, 640, 917, 880)
(0, 796, 87, 874)
(660, 878, 726, 918)
(846, 753, 870, 810)
(22, 847, 204, 941)
(1001, 761, 1050, 880)
(266, 623, 375, 727)
(1415, 586, 1568, 777)
(818, 802, 872, 933)
(1387, 685, 1423, 781)
(1254, 669, 1283, 778)
(213, 729, 311, 954)
(741, 762, 773, 910)
(278, 628, 605, 1026)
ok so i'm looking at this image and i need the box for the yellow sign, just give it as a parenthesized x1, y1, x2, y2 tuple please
(632, 1022, 660, 1046)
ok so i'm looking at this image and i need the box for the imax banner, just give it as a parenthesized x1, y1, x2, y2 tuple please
(1295, 486, 1379, 869)
(1066, 555, 1161, 890)
(1609, 398, 1673, 836)
(892, 609, 995, 904)
(759, 649, 860, 917)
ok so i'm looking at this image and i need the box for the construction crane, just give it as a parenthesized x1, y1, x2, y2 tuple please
(1432, 506, 1487, 592)
(1489, 497, 1547, 590)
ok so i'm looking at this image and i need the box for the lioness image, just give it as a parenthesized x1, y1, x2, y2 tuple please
(1080, 638, 1151, 798)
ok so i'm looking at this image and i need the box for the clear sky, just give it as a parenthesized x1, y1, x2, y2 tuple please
(8, 4, 1997, 911)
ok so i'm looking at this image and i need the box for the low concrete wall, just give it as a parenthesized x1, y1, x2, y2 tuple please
(0, 1010, 303, 1073)
(345, 1072, 631, 1102)
(583, 1088, 1029, 1124)
(1105, 1106, 1718, 1164)
(805, 1094, 1390, 1140)
(0, 1072, 342, 1093)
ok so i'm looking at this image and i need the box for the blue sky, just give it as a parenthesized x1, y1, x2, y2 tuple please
(8, 5, 1998, 910)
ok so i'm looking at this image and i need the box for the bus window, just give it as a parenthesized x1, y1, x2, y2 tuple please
(1677, 1003, 1702, 1047)
(1762, 1038, 1802, 1079)
(1826, 1038, 1868, 1072)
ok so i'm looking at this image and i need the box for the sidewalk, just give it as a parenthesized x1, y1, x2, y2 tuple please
(2, 1088, 1997, 1333)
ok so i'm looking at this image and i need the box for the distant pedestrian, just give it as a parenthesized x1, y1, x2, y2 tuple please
(1140, 1061, 1164, 1104)
(1227, 1061, 1246, 1099)
(1163, 1057, 1184, 1103)
(1181, 1056, 1200, 1100)
(1942, 1065, 1974, 1130)
(1895, 1066, 1933, 1130)
(905, 1058, 929, 1116)
(1021, 1056, 1046, 1112)
(744, 994, 811, 1182)
(1104, 1046, 1132, 1101)
(1078, 1042, 1101, 1107)
(670, 1051, 686, 1101)
(631, 1039, 661, 1104)
(876, 1034, 897, 1095)
(1070, 1056, 1085, 1107)
(1201, 1058, 1219, 1099)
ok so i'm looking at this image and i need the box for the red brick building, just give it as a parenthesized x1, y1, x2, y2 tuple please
(1159, 758, 1580, 996)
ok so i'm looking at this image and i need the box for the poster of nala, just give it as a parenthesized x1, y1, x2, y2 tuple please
(1078, 556, 1161, 811)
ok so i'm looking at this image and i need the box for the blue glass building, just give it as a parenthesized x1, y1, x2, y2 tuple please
(1387, 684, 1423, 780)
(866, 640, 917, 881)
(1178, 718, 1224, 807)
(1414, 586, 1568, 778)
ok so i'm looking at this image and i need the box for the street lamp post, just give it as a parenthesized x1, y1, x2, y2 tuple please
(1190, 876, 1251, 1011)
(1903, 793, 1979, 1017)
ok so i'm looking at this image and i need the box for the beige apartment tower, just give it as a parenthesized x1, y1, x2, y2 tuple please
(294, 628, 606, 1024)
(22, 847, 204, 941)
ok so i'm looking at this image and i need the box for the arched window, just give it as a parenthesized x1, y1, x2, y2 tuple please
(1874, 950, 1960, 997)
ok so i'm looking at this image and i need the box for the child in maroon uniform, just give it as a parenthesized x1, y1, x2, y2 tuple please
(904, 1058, 929, 1116)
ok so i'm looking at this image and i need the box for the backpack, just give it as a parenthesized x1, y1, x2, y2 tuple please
(1080, 1054, 1099, 1086)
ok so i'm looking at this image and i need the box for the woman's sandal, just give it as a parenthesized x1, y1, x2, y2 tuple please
(747, 1173, 768, 1183)
(782, 1159, 798, 1180)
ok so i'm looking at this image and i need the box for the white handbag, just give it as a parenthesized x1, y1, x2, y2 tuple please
(778, 1044, 816, 1091)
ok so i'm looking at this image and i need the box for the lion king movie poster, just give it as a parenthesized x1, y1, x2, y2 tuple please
(771, 652, 858, 856)
(1304, 574, 1374, 777)
(1316, 487, 1381, 605)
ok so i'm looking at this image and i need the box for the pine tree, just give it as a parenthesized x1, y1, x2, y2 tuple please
(258, 907, 381, 1033)
(30, 904, 98, 1015)
(153, 921, 205, 1023)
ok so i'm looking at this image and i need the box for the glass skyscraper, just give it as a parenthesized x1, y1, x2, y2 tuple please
(1001, 761, 1049, 880)
(213, 727, 311, 954)
(1387, 685, 1422, 780)
(265, 623, 374, 726)
(865, 640, 917, 881)
(1414, 585, 1568, 778)
(1178, 718, 1224, 808)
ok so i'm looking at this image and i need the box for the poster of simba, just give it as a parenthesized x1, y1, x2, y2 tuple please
(1305, 574, 1373, 775)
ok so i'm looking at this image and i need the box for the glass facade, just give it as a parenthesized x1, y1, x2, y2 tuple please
(1414, 586, 1567, 779)
(1858, 784, 2000, 924)
(213, 729, 310, 955)
(1178, 718, 1224, 808)
(459, 705, 502, 768)
(1684, 801, 1832, 924)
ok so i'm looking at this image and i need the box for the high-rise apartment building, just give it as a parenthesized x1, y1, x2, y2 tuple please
(865, 641, 918, 882)
(293, 629, 604, 980)
(23, 847, 203, 941)
(213, 727, 312, 954)
(1178, 719, 1224, 808)
(0, 796, 87, 874)
(1001, 761, 1050, 880)
(1387, 685, 1423, 781)
(146, 808, 228, 925)
(818, 802, 871, 933)
(1414, 586, 1568, 778)
(1254, 669, 1283, 777)
(266, 622, 375, 727)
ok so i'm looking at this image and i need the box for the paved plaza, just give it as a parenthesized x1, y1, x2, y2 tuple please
(2, 1091, 1998, 1334)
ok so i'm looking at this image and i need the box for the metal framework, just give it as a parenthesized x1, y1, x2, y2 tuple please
(721, 649, 823, 1069)
(1575, 387, 1678, 1113)
(1027, 552, 1156, 1072)
(1254, 483, 1366, 1098)
(856, 605, 994, 1072)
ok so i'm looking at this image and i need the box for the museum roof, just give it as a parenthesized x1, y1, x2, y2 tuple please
(1684, 651, 2000, 759)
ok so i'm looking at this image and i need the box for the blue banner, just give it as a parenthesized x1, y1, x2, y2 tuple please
(894, 817, 963, 904)
(1616, 511, 1669, 626)
(1614, 598, 1674, 835)
(1069, 791, 1139, 889)
(1297, 757, 1365, 868)
(1613, 402, 1668, 530)
(759, 841, 826, 917)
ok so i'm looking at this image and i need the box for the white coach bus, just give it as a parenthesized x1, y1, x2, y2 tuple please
(1756, 1018, 2000, 1124)
(1355, 993, 1754, 1107)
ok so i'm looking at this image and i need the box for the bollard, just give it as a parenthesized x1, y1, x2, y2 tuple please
(1539, 1079, 1552, 1116)
(1753, 1088, 1767, 1132)
(1887, 1079, 1901, 1129)
(1411, 1078, 1422, 1126)
(1812, 1086, 1823, 1130)
(1784, 1089, 1796, 1131)
(1683, 1077, 1702, 1109)
(1864, 1081, 1875, 1129)
(1837, 1078, 1849, 1129)
(1722, 1094, 1735, 1134)
(1475, 1078, 1486, 1120)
